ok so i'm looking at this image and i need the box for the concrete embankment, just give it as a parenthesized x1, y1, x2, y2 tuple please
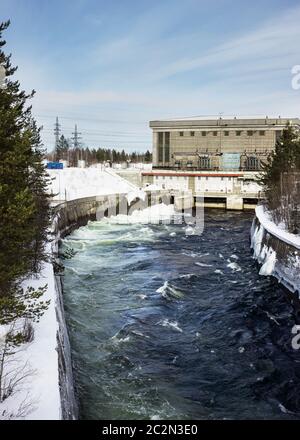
(251, 205, 300, 307)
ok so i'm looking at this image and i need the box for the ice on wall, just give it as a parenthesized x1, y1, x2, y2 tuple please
(259, 246, 277, 276)
(252, 207, 300, 293)
(251, 223, 265, 259)
(251, 222, 277, 277)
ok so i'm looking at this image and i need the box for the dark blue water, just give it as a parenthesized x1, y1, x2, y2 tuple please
(61, 209, 300, 420)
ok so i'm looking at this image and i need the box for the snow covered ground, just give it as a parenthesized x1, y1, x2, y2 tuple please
(47, 167, 142, 202)
(255, 205, 300, 250)
(0, 243, 60, 420)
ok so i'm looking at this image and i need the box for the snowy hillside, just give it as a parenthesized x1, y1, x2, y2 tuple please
(47, 167, 141, 202)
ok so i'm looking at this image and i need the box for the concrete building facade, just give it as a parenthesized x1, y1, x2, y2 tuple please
(141, 116, 300, 210)
(149, 116, 300, 170)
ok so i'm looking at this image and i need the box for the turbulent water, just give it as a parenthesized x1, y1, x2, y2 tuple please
(60, 208, 300, 420)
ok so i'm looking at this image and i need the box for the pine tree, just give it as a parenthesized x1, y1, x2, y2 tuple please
(260, 124, 300, 229)
(120, 149, 126, 162)
(0, 21, 50, 298)
(144, 150, 152, 163)
(55, 134, 70, 161)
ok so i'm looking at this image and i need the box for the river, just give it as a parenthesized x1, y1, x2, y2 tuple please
(60, 208, 300, 420)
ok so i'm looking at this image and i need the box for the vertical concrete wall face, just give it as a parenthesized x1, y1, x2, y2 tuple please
(54, 267, 78, 419)
(226, 195, 244, 210)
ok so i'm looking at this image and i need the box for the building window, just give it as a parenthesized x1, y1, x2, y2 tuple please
(259, 130, 265, 136)
(158, 132, 163, 162)
(190, 131, 195, 136)
(245, 156, 260, 170)
(247, 130, 253, 136)
(202, 131, 207, 136)
(224, 131, 229, 136)
(179, 131, 184, 136)
(164, 132, 170, 163)
(276, 130, 283, 141)
(213, 131, 218, 136)
(236, 131, 242, 136)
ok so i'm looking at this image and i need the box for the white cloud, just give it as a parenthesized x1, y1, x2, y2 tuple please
(150, 5, 300, 80)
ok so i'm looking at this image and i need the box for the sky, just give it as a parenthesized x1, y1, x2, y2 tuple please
(1, 0, 300, 152)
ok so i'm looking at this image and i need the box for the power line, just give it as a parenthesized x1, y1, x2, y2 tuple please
(36, 113, 147, 125)
(42, 128, 150, 138)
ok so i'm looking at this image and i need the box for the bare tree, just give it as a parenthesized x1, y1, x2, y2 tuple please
(0, 320, 36, 416)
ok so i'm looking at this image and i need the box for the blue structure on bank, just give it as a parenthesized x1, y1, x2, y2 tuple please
(47, 162, 63, 170)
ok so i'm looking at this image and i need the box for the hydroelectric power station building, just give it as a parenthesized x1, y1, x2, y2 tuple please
(142, 116, 300, 210)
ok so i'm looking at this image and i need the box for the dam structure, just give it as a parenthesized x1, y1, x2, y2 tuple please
(141, 116, 300, 210)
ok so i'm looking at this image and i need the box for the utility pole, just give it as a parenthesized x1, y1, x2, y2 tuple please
(71, 124, 83, 164)
(71, 124, 82, 148)
(54, 116, 61, 150)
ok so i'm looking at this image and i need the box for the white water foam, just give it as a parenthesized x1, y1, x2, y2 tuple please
(156, 281, 184, 299)
(195, 262, 213, 268)
(158, 319, 183, 333)
(103, 203, 177, 225)
(227, 261, 242, 272)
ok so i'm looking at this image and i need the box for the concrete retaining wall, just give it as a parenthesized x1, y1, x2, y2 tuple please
(251, 213, 300, 308)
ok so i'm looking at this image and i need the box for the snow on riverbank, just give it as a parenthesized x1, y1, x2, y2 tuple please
(47, 167, 142, 202)
(0, 243, 60, 420)
(255, 205, 300, 250)
(252, 205, 300, 291)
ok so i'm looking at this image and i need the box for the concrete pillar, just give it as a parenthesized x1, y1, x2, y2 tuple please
(226, 195, 243, 210)
(152, 131, 158, 166)
(174, 191, 194, 211)
(188, 176, 195, 193)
